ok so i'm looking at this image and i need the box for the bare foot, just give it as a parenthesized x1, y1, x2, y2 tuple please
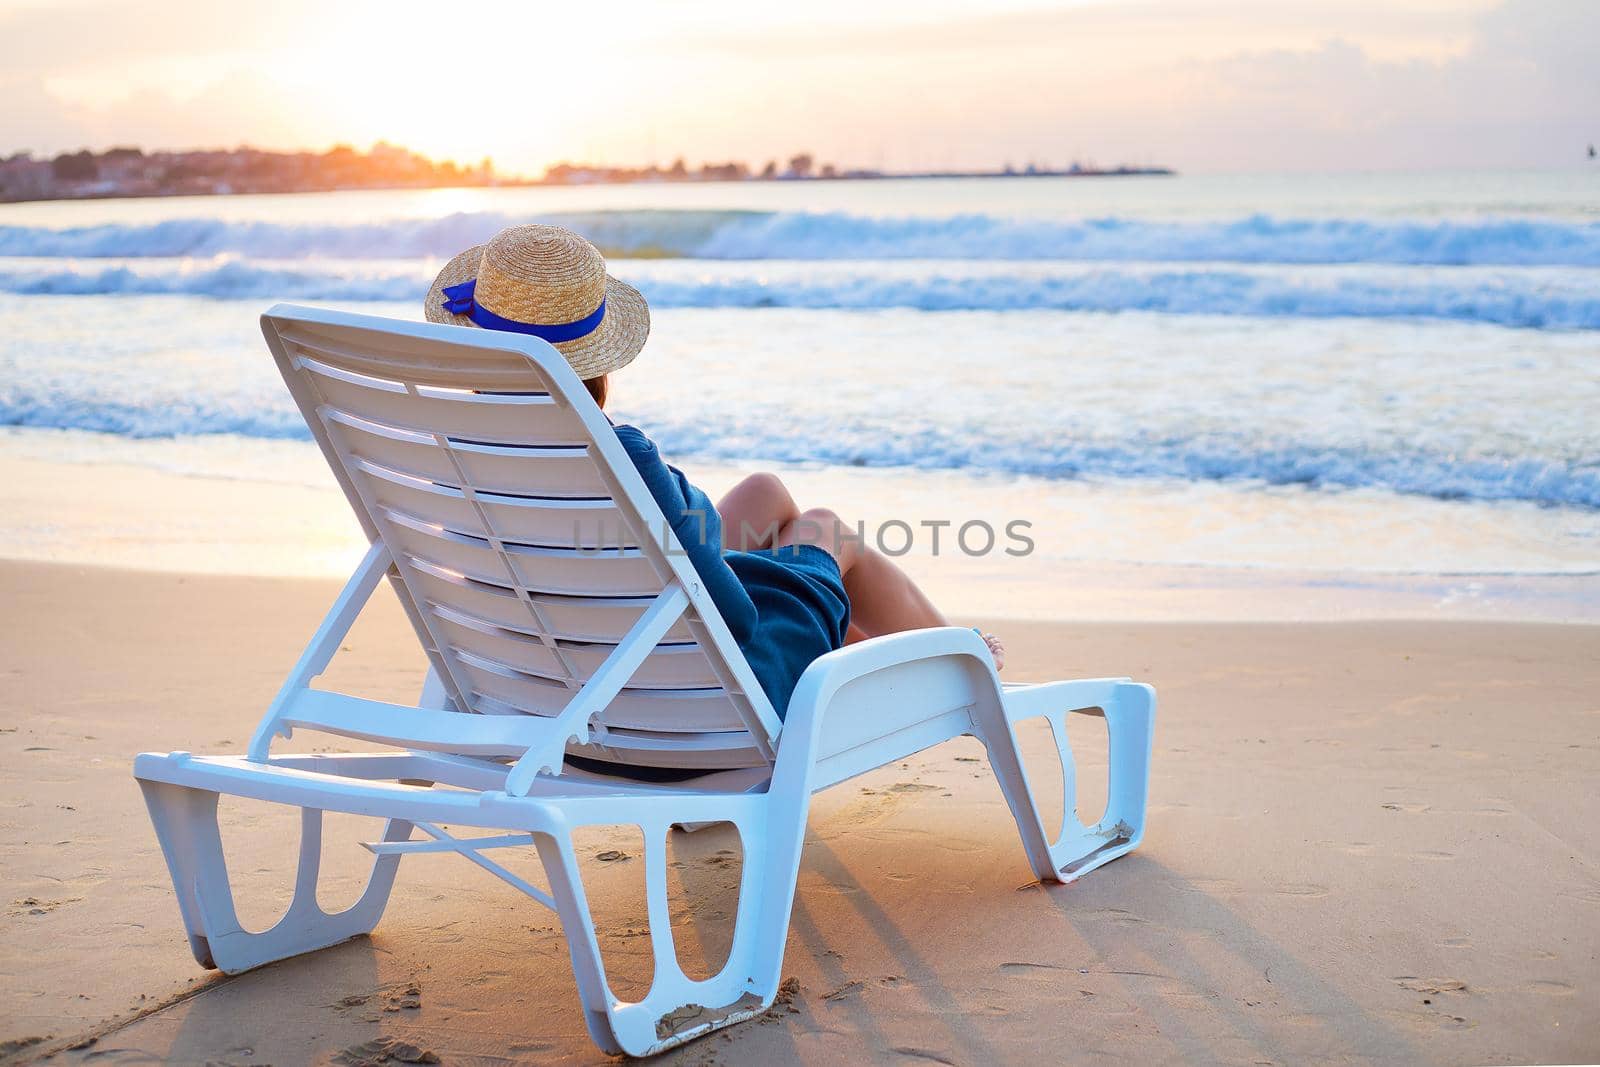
(979, 632, 1006, 672)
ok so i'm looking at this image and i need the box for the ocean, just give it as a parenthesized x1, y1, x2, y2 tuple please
(1, 169, 1596, 618)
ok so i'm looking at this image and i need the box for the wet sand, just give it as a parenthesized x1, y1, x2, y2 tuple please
(1, 560, 1597, 1064)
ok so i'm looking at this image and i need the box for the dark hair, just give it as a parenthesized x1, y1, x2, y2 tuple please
(582, 374, 608, 408)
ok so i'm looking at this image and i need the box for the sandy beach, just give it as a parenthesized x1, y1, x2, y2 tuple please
(4, 1, 1597, 1062)
(3, 559, 1595, 1064)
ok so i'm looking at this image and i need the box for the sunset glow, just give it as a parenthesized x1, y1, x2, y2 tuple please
(2, 0, 1594, 173)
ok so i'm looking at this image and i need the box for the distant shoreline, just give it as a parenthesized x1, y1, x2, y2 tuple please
(1, 141, 1176, 204)
(1, 166, 1177, 206)
(530, 165, 1178, 188)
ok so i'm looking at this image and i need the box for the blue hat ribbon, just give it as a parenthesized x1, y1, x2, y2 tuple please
(441, 278, 607, 343)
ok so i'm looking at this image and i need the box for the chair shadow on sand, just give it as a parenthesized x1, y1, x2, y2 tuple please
(141, 803, 1414, 1064)
(774, 840, 1422, 1065)
(163, 941, 384, 1064)
(150, 805, 393, 1065)
(1035, 854, 1419, 1064)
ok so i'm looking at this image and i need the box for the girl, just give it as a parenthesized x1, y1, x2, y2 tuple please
(426, 224, 1002, 720)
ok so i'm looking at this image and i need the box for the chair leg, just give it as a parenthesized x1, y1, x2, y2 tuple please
(1099, 681, 1156, 851)
(979, 681, 1156, 883)
(139, 779, 413, 973)
(971, 700, 1060, 882)
(529, 830, 626, 1055)
(529, 793, 807, 1058)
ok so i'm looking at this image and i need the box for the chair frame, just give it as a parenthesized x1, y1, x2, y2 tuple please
(134, 305, 1156, 1057)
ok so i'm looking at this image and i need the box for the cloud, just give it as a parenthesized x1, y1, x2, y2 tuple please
(1148, 0, 1600, 168)
(0, 71, 321, 156)
(712, 0, 1599, 172)
(0, 0, 1593, 172)
(0, 0, 312, 79)
(697, 0, 1489, 62)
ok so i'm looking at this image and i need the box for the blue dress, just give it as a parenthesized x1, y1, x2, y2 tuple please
(613, 424, 850, 720)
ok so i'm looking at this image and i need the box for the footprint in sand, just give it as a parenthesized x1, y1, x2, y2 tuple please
(822, 979, 865, 1001)
(1394, 976, 1470, 996)
(1527, 979, 1574, 996)
(1078, 907, 1150, 925)
(889, 1047, 958, 1065)
(10, 896, 81, 916)
(1183, 877, 1327, 898)
(999, 961, 1073, 977)
(333, 1036, 440, 1064)
(506, 1042, 558, 1055)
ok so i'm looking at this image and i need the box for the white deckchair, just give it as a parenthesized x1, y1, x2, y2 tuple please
(133, 304, 1156, 1057)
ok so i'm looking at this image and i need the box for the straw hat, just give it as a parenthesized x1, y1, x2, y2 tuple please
(424, 224, 649, 379)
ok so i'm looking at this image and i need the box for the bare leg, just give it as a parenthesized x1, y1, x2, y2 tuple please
(753, 498, 1006, 670)
(772, 507, 946, 637)
(717, 472, 800, 551)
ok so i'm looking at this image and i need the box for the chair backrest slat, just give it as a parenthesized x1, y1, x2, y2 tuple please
(261, 306, 782, 770)
(325, 409, 608, 497)
(380, 512, 661, 595)
(298, 354, 587, 445)
(427, 601, 722, 690)
(404, 561, 697, 643)
(348, 455, 635, 548)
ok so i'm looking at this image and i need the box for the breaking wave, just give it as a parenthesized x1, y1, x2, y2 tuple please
(4, 259, 1596, 329)
(4, 209, 1600, 265)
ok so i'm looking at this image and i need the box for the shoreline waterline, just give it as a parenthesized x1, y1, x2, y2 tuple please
(5, 429, 1594, 624)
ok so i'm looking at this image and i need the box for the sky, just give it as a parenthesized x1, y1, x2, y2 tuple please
(0, 0, 1594, 175)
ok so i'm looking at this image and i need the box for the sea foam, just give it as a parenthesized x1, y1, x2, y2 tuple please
(4, 260, 1596, 330)
(2, 385, 1594, 509)
(3, 209, 1600, 266)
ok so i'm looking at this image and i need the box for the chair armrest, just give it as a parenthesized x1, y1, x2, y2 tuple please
(798, 627, 994, 698)
(1001, 678, 1132, 725)
(771, 627, 1000, 795)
